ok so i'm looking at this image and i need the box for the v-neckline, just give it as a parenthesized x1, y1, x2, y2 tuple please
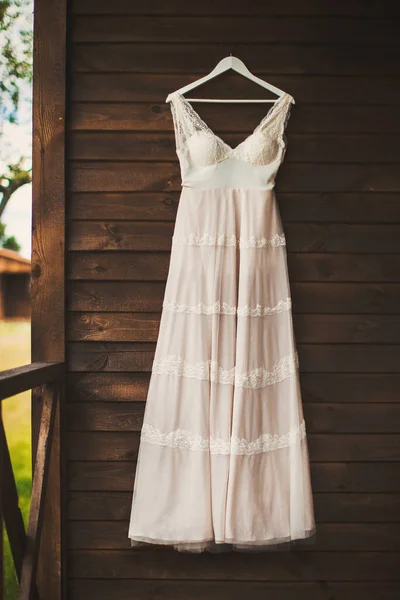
(171, 91, 291, 153)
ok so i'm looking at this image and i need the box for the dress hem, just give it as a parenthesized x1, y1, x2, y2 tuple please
(128, 527, 317, 553)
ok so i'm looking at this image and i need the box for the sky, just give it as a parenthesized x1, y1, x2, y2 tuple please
(1, 2, 33, 260)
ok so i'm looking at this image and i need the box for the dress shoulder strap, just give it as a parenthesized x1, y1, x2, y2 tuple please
(255, 93, 294, 144)
(166, 92, 202, 152)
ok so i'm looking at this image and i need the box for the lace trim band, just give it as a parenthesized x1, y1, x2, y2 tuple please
(140, 420, 306, 455)
(152, 352, 299, 389)
(172, 232, 285, 248)
(162, 297, 292, 316)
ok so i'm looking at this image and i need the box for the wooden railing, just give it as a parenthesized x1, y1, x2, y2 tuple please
(0, 362, 65, 600)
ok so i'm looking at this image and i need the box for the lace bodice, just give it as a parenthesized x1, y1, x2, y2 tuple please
(166, 91, 294, 190)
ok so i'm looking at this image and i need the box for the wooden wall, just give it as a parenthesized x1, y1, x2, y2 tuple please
(65, 1, 400, 598)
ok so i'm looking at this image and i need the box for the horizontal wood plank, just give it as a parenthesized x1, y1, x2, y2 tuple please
(67, 520, 400, 552)
(70, 74, 400, 105)
(66, 372, 400, 403)
(67, 580, 400, 600)
(67, 222, 400, 253)
(71, 44, 400, 76)
(67, 192, 400, 224)
(67, 461, 400, 493)
(69, 162, 400, 193)
(66, 401, 400, 433)
(67, 432, 400, 461)
(67, 281, 400, 314)
(67, 253, 400, 282)
(68, 550, 400, 580)
(70, 103, 400, 133)
(69, 132, 400, 163)
(71, 0, 399, 17)
(67, 312, 400, 344)
(72, 16, 397, 44)
(67, 492, 400, 523)
(67, 342, 400, 373)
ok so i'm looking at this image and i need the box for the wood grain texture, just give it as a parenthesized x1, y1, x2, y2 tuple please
(67, 281, 400, 313)
(65, 401, 400, 433)
(69, 161, 400, 193)
(66, 432, 400, 462)
(67, 222, 400, 253)
(67, 192, 400, 223)
(67, 521, 400, 551)
(32, 0, 66, 596)
(66, 492, 400, 523)
(69, 131, 400, 163)
(67, 252, 400, 282)
(67, 461, 400, 492)
(66, 372, 400, 403)
(66, 342, 400, 373)
(67, 580, 400, 600)
(70, 74, 400, 104)
(71, 43, 400, 76)
(71, 0, 400, 17)
(65, 0, 400, 595)
(67, 312, 400, 343)
(69, 103, 400, 133)
(68, 550, 400, 580)
(71, 16, 397, 44)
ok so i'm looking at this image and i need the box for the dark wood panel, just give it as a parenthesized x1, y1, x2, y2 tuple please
(67, 432, 400, 461)
(72, 16, 397, 44)
(67, 192, 400, 224)
(69, 131, 400, 163)
(67, 281, 400, 314)
(67, 282, 167, 312)
(287, 255, 400, 283)
(294, 315, 400, 344)
(66, 401, 400, 433)
(67, 222, 400, 253)
(69, 162, 400, 193)
(66, 373, 149, 402)
(67, 520, 400, 552)
(67, 461, 400, 493)
(68, 550, 400, 580)
(67, 252, 400, 282)
(71, 44, 400, 76)
(67, 580, 400, 600)
(66, 372, 400, 404)
(66, 1, 400, 594)
(67, 312, 400, 344)
(68, 312, 160, 342)
(70, 73, 400, 105)
(68, 222, 174, 252)
(70, 103, 400, 133)
(67, 252, 171, 281)
(72, 0, 398, 17)
(68, 222, 175, 251)
(67, 492, 400, 523)
(67, 342, 400, 373)
(33, 0, 66, 597)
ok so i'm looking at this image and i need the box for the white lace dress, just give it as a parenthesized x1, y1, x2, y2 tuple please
(128, 91, 316, 552)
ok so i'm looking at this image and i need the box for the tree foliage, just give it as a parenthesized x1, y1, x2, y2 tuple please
(0, 220, 21, 251)
(0, 0, 32, 124)
(0, 0, 32, 242)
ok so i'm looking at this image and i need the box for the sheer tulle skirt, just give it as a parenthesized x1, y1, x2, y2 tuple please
(128, 187, 316, 552)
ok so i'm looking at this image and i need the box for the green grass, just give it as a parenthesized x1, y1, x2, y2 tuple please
(0, 320, 32, 600)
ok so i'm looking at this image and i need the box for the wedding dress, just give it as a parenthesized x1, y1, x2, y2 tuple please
(128, 90, 316, 553)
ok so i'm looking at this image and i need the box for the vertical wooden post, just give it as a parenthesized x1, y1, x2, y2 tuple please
(31, 0, 67, 597)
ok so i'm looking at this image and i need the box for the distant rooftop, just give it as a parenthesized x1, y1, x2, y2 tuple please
(0, 248, 31, 273)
